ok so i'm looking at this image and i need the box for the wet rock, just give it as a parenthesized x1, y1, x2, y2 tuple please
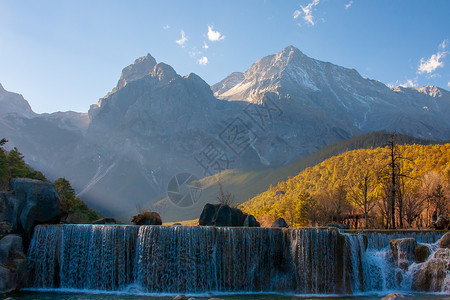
(271, 217, 289, 228)
(215, 205, 246, 226)
(131, 211, 162, 225)
(433, 215, 450, 230)
(415, 245, 431, 263)
(93, 217, 117, 224)
(0, 221, 13, 240)
(390, 238, 417, 270)
(412, 248, 450, 292)
(243, 214, 260, 227)
(381, 293, 405, 300)
(199, 203, 217, 225)
(439, 232, 450, 249)
(0, 234, 27, 293)
(198, 203, 248, 227)
(173, 295, 187, 300)
(0, 178, 62, 248)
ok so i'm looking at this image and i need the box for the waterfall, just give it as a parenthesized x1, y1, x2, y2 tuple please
(27, 225, 445, 295)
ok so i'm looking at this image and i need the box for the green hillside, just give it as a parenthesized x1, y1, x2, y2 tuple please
(143, 131, 445, 223)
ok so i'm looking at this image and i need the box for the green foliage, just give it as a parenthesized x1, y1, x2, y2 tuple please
(7, 147, 29, 178)
(0, 138, 100, 224)
(54, 178, 100, 224)
(0, 146, 8, 190)
(0, 140, 50, 188)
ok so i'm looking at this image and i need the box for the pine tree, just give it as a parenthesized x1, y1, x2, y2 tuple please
(7, 147, 29, 178)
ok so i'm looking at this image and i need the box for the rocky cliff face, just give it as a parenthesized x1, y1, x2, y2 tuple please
(1, 47, 450, 221)
(211, 72, 244, 95)
(0, 83, 36, 118)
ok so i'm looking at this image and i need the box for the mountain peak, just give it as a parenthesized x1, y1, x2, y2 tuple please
(279, 45, 304, 57)
(0, 84, 35, 118)
(151, 62, 178, 82)
(106, 53, 157, 96)
(414, 85, 448, 98)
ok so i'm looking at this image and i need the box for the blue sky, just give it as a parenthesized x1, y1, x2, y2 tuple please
(0, 0, 449, 113)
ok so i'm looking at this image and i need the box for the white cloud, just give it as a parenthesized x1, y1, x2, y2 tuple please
(163, 25, 170, 30)
(176, 30, 188, 47)
(345, 0, 353, 9)
(448, 81, 450, 87)
(418, 39, 448, 74)
(207, 25, 225, 41)
(293, 0, 320, 26)
(418, 52, 447, 74)
(399, 79, 418, 88)
(439, 39, 448, 50)
(197, 56, 208, 65)
(203, 42, 209, 49)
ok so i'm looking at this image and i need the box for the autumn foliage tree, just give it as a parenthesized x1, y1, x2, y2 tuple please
(240, 143, 450, 228)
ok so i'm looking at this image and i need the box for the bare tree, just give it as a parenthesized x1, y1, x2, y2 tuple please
(217, 180, 235, 207)
(348, 170, 379, 229)
(381, 133, 410, 229)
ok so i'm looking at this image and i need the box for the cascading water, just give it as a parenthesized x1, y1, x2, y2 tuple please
(27, 225, 446, 295)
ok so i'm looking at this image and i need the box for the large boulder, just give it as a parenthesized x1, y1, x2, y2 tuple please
(412, 248, 450, 292)
(0, 234, 27, 294)
(433, 215, 450, 230)
(198, 203, 254, 227)
(198, 203, 217, 226)
(390, 238, 417, 270)
(271, 217, 289, 228)
(131, 211, 162, 225)
(415, 245, 431, 263)
(0, 178, 62, 248)
(439, 232, 450, 249)
(243, 215, 260, 227)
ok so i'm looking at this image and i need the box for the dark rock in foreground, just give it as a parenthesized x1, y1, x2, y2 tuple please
(0, 178, 62, 248)
(414, 245, 431, 263)
(199, 203, 259, 227)
(0, 234, 27, 294)
(243, 214, 260, 227)
(271, 217, 289, 228)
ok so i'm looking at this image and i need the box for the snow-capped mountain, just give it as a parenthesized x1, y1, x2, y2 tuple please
(216, 46, 450, 139)
(1, 46, 449, 221)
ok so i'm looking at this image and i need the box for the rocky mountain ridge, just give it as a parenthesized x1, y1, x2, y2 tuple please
(1, 46, 450, 221)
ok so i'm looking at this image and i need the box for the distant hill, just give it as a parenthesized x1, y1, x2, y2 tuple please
(148, 131, 446, 222)
(239, 143, 450, 227)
